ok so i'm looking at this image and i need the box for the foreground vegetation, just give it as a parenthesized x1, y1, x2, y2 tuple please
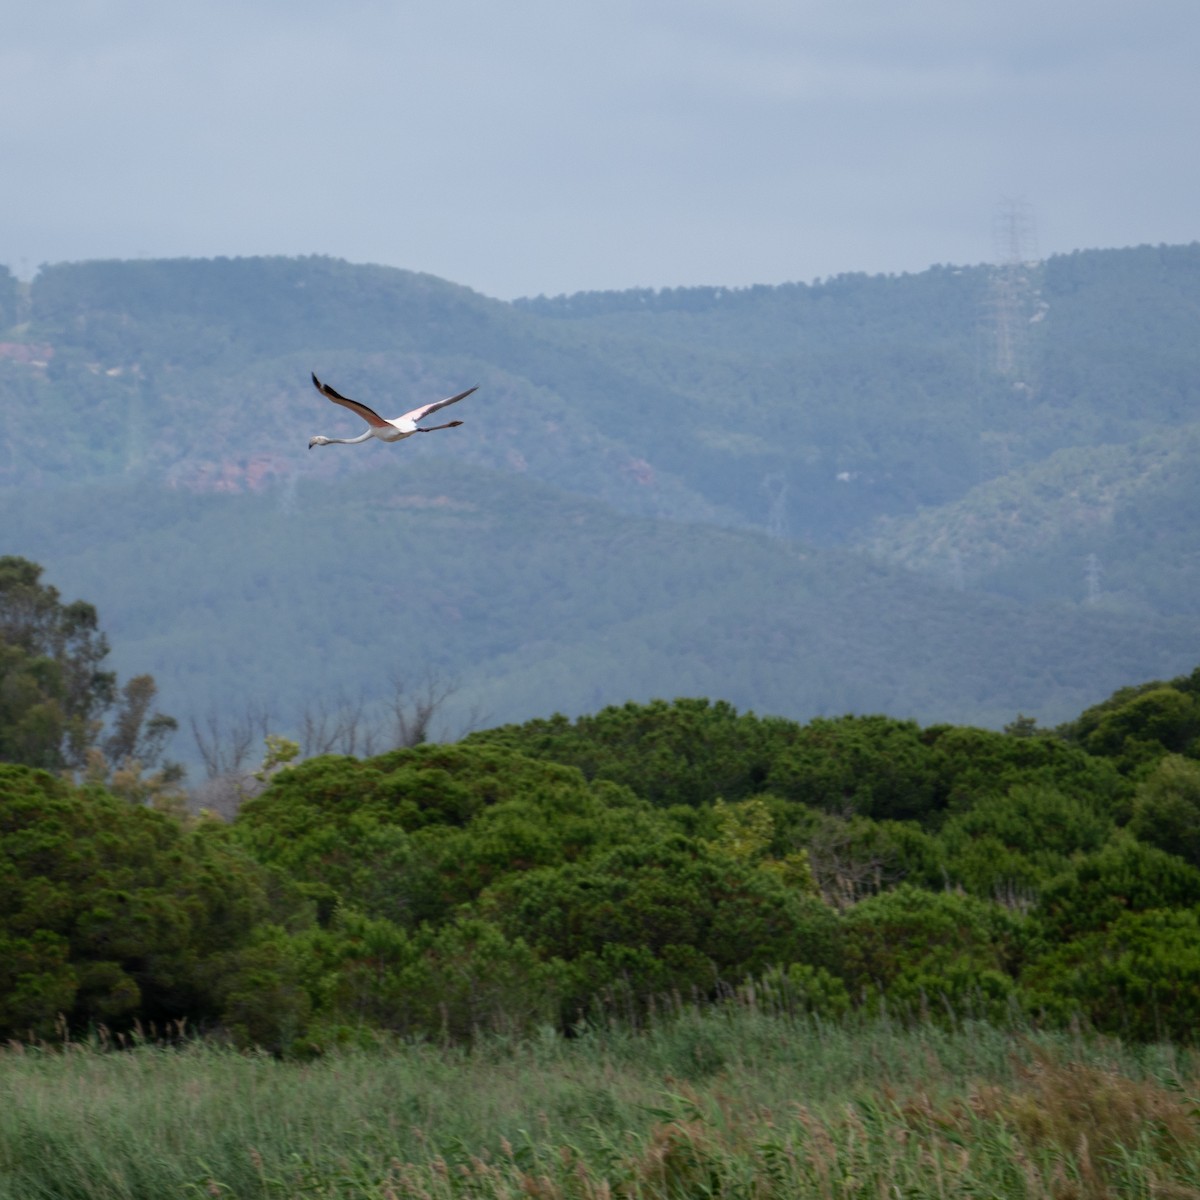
(7, 672, 1200, 1054)
(6, 560, 1200, 1196)
(7, 554, 1200, 1055)
(3, 1010, 1199, 1199)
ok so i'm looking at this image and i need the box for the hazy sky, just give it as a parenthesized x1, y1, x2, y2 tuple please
(4, 0, 1198, 299)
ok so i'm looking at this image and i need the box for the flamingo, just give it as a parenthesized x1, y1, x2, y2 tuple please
(308, 373, 478, 449)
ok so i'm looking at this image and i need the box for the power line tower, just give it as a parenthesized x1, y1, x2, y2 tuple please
(993, 197, 1040, 266)
(988, 198, 1042, 381)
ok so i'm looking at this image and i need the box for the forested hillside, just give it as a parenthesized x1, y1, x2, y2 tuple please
(866, 424, 1200, 611)
(9, 244, 1200, 543)
(4, 245, 1200, 742)
(7, 465, 1199, 752)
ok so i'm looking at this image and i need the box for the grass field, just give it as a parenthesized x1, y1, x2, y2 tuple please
(2, 1009, 1198, 1199)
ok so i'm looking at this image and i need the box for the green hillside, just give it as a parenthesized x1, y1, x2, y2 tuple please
(6, 462, 1199, 764)
(861, 424, 1200, 613)
(5, 256, 729, 524)
(9, 243, 1200, 544)
(5, 244, 1200, 745)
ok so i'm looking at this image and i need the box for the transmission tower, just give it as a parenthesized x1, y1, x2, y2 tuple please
(987, 198, 1042, 380)
(993, 197, 1040, 267)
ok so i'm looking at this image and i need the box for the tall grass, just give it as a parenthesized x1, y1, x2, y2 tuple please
(2, 1010, 1198, 1198)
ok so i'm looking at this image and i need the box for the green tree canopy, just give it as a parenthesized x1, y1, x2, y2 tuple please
(1129, 754, 1200, 866)
(839, 884, 1023, 1019)
(1060, 666, 1200, 770)
(1023, 908, 1200, 1042)
(465, 698, 798, 809)
(0, 556, 114, 769)
(232, 742, 657, 927)
(1034, 835, 1200, 942)
(0, 556, 177, 778)
(0, 764, 292, 1037)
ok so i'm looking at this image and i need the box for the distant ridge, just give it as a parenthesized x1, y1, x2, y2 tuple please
(5, 243, 1200, 753)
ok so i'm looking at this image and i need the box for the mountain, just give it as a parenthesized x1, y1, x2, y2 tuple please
(6, 461, 1198, 752)
(3, 245, 1200, 764)
(859, 426, 1200, 609)
(9, 245, 1200, 537)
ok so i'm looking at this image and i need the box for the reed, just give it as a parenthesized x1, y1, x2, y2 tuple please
(1, 1010, 1197, 1199)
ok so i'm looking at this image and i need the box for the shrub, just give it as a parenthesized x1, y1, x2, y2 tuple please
(0, 764, 285, 1037)
(840, 885, 1023, 1020)
(1129, 753, 1200, 866)
(937, 783, 1115, 897)
(1022, 908, 1200, 1041)
(1034, 834, 1200, 942)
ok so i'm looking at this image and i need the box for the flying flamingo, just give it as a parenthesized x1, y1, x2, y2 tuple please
(308, 373, 478, 449)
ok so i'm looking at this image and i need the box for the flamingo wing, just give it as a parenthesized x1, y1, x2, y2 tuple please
(402, 386, 479, 423)
(312, 373, 391, 429)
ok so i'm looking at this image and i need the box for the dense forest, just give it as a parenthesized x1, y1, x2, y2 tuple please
(4, 555, 1200, 1058)
(10, 245, 1200, 546)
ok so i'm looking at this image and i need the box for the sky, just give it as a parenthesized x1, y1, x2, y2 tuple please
(3, 0, 1199, 300)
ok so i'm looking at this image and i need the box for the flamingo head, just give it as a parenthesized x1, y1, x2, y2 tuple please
(308, 435, 330, 449)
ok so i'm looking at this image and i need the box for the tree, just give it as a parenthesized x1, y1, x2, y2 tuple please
(466, 698, 795, 809)
(1128, 754, 1200, 867)
(936, 783, 1115, 899)
(706, 795, 818, 897)
(1034, 835, 1200, 942)
(0, 556, 114, 769)
(794, 807, 942, 909)
(232, 742, 656, 928)
(0, 763, 291, 1037)
(1023, 908, 1200, 1042)
(188, 672, 464, 815)
(479, 837, 838, 1018)
(103, 674, 178, 768)
(1063, 678, 1200, 770)
(0, 557, 178, 782)
(839, 885, 1023, 1020)
(766, 715, 941, 822)
(925, 724, 1126, 815)
(189, 702, 271, 817)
